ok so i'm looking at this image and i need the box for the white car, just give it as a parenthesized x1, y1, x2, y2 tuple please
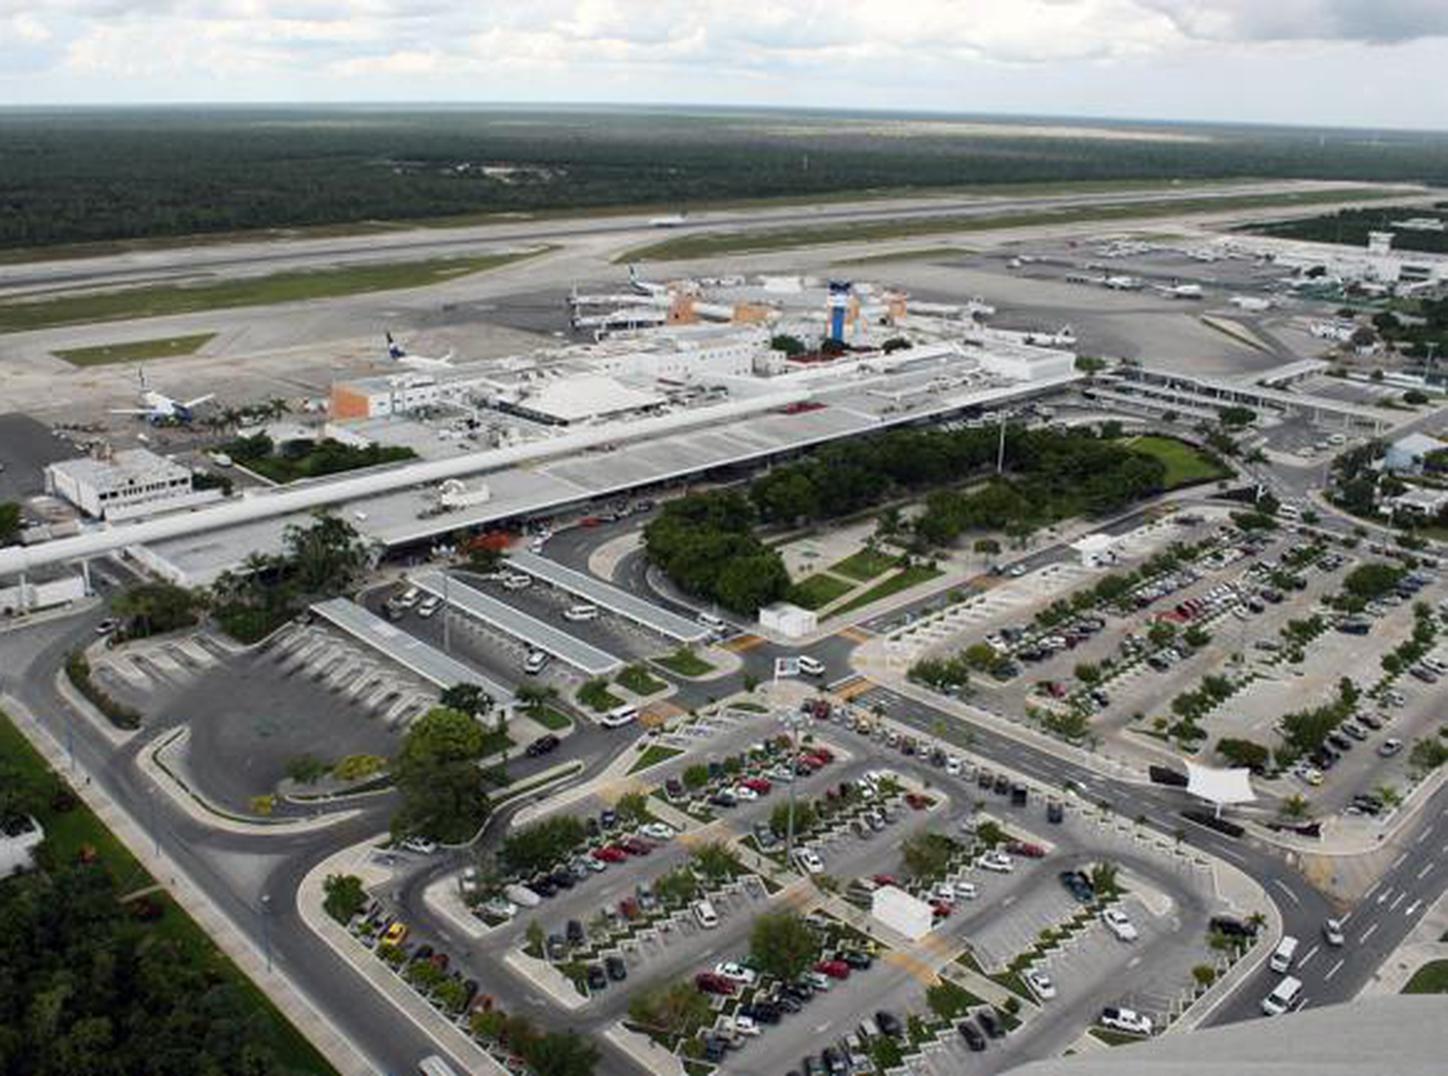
(639, 822, 675, 841)
(1101, 908, 1139, 942)
(416, 595, 443, 619)
(794, 848, 825, 874)
(730, 1014, 761, 1037)
(804, 971, 833, 991)
(945, 756, 963, 776)
(955, 881, 979, 900)
(400, 836, 437, 855)
(733, 785, 759, 802)
(1024, 968, 1055, 1000)
(1100, 1006, 1152, 1035)
(979, 851, 1014, 873)
(714, 961, 757, 987)
(932, 882, 957, 903)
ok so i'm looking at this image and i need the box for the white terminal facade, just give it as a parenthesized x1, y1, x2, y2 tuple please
(44, 448, 217, 522)
(2, 272, 1080, 590)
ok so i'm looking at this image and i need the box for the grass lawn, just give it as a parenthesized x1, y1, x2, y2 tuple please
(526, 706, 572, 731)
(1089, 1028, 1148, 1047)
(617, 188, 1393, 262)
(0, 708, 334, 1073)
(618, 665, 668, 696)
(830, 548, 900, 582)
(53, 331, 217, 367)
(1120, 435, 1230, 489)
(832, 245, 972, 266)
(1402, 959, 1448, 994)
(0, 249, 545, 333)
(831, 565, 943, 616)
(627, 744, 684, 775)
(577, 680, 625, 712)
(788, 572, 856, 610)
(656, 649, 714, 677)
(238, 442, 417, 484)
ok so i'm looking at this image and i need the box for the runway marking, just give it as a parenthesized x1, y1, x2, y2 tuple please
(1405, 899, 1422, 917)
(1390, 891, 1407, 911)
(1271, 879, 1301, 906)
(1360, 922, 1380, 943)
(1323, 958, 1344, 982)
(1391, 852, 1409, 870)
(1297, 944, 1319, 970)
(1417, 863, 1435, 880)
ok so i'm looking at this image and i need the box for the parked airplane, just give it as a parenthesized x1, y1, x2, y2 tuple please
(626, 264, 669, 298)
(1021, 325, 1077, 348)
(109, 368, 215, 424)
(386, 332, 455, 370)
(1104, 275, 1143, 290)
(648, 213, 688, 228)
(1154, 282, 1204, 300)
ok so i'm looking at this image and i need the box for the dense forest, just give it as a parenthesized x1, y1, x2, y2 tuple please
(3, 106, 1448, 250)
(1253, 204, 1448, 252)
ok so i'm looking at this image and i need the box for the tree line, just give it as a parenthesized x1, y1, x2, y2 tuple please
(644, 424, 1169, 613)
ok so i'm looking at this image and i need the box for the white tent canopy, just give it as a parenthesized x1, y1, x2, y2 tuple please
(1185, 762, 1256, 807)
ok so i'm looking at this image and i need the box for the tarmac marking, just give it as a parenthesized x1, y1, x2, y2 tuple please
(1404, 899, 1422, 918)
(1391, 852, 1409, 870)
(1416, 862, 1435, 880)
(1323, 958, 1344, 983)
(1376, 888, 1392, 906)
(1390, 891, 1407, 911)
(1360, 922, 1380, 943)
(1271, 879, 1301, 906)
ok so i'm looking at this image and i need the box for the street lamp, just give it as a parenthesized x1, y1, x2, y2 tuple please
(259, 893, 272, 973)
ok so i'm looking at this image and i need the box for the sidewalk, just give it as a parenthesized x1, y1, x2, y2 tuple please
(2, 691, 376, 1076)
(1358, 888, 1448, 997)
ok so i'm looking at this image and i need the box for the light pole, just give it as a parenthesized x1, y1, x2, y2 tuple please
(259, 893, 272, 973)
(442, 570, 452, 655)
(782, 709, 801, 869)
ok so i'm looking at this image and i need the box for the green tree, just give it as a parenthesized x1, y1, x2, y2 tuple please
(110, 580, 204, 638)
(1280, 794, 1310, 819)
(392, 706, 488, 843)
(682, 763, 710, 791)
(1074, 662, 1101, 686)
(0, 501, 21, 546)
(323, 873, 368, 924)
(282, 509, 372, 595)
(691, 841, 739, 883)
(902, 832, 955, 879)
(749, 910, 820, 981)
(523, 1030, 601, 1076)
(440, 682, 495, 717)
(616, 790, 650, 825)
(1089, 861, 1121, 899)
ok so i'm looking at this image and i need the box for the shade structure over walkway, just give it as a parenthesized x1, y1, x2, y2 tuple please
(504, 550, 708, 643)
(1185, 762, 1256, 814)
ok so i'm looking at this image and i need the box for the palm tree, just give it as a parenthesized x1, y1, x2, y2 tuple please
(1280, 794, 1310, 820)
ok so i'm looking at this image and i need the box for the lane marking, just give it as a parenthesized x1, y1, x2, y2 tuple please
(1271, 879, 1301, 906)
(1360, 923, 1380, 943)
(1415, 828, 1431, 846)
(1297, 943, 1320, 970)
(1417, 863, 1435, 881)
(1377, 888, 1392, 906)
(1391, 852, 1409, 870)
(1323, 958, 1344, 982)
(1405, 899, 1422, 918)
(1390, 892, 1407, 912)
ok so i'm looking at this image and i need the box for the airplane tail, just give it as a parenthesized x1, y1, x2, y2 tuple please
(386, 332, 405, 360)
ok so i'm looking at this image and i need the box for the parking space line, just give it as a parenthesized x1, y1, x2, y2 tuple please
(1360, 922, 1380, 943)
(1323, 957, 1344, 982)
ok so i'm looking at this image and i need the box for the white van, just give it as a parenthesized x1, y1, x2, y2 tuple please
(1269, 935, 1299, 973)
(563, 603, 599, 622)
(600, 704, 638, 728)
(503, 572, 532, 591)
(524, 650, 549, 675)
(1260, 975, 1302, 1016)
(1279, 504, 1300, 520)
(797, 655, 826, 677)
(698, 611, 726, 634)
(692, 898, 719, 929)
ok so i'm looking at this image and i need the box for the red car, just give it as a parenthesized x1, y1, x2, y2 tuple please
(1006, 840, 1047, 859)
(621, 836, 654, 855)
(619, 897, 640, 920)
(592, 846, 627, 863)
(694, 971, 737, 996)
(814, 959, 850, 980)
(904, 792, 930, 811)
(931, 900, 953, 919)
(741, 776, 772, 794)
(872, 873, 899, 888)
(802, 753, 830, 768)
(810, 746, 835, 763)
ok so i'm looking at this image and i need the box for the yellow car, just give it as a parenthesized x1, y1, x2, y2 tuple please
(382, 921, 408, 946)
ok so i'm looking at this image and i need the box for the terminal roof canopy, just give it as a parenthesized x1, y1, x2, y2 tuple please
(1185, 762, 1256, 806)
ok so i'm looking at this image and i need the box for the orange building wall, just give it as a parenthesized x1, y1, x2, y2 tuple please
(329, 385, 373, 420)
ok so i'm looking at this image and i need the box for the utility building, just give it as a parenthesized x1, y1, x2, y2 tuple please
(44, 448, 214, 521)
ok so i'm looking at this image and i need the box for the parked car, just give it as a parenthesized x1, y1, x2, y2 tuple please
(977, 1009, 1004, 1039)
(1101, 907, 1138, 942)
(525, 734, 560, 758)
(1024, 968, 1055, 1000)
(1059, 870, 1094, 903)
(714, 961, 758, 986)
(586, 964, 607, 990)
(958, 1021, 986, 1051)
(1007, 840, 1046, 858)
(695, 971, 737, 996)
(1100, 1006, 1152, 1036)
(875, 1011, 903, 1037)
(814, 959, 851, 980)
(980, 851, 1014, 873)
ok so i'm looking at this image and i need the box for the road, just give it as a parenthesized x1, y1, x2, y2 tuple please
(0, 180, 1390, 296)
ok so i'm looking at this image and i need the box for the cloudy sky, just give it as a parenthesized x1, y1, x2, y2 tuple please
(0, 1, 1442, 128)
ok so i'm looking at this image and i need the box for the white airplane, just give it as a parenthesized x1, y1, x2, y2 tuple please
(386, 332, 455, 370)
(1022, 325, 1077, 349)
(1154, 282, 1204, 300)
(626, 264, 669, 298)
(110, 368, 214, 424)
(1104, 275, 1142, 290)
(648, 212, 688, 228)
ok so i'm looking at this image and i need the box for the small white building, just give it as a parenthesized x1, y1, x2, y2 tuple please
(1382, 486, 1448, 519)
(45, 448, 214, 521)
(0, 815, 44, 877)
(759, 601, 818, 639)
(871, 884, 933, 940)
(1383, 433, 1445, 475)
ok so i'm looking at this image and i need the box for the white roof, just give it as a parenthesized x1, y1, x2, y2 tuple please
(1072, 533, 1118, 554)
(515, 375, 663, 423)
(1185, 762, 1256, 806)
(47, 448, 189, 486)
(1391, 432, 1443, 456)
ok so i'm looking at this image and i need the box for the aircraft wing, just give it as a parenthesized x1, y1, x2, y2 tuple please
(181, 393, 216, 408)
(108, 407, 156, 416)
